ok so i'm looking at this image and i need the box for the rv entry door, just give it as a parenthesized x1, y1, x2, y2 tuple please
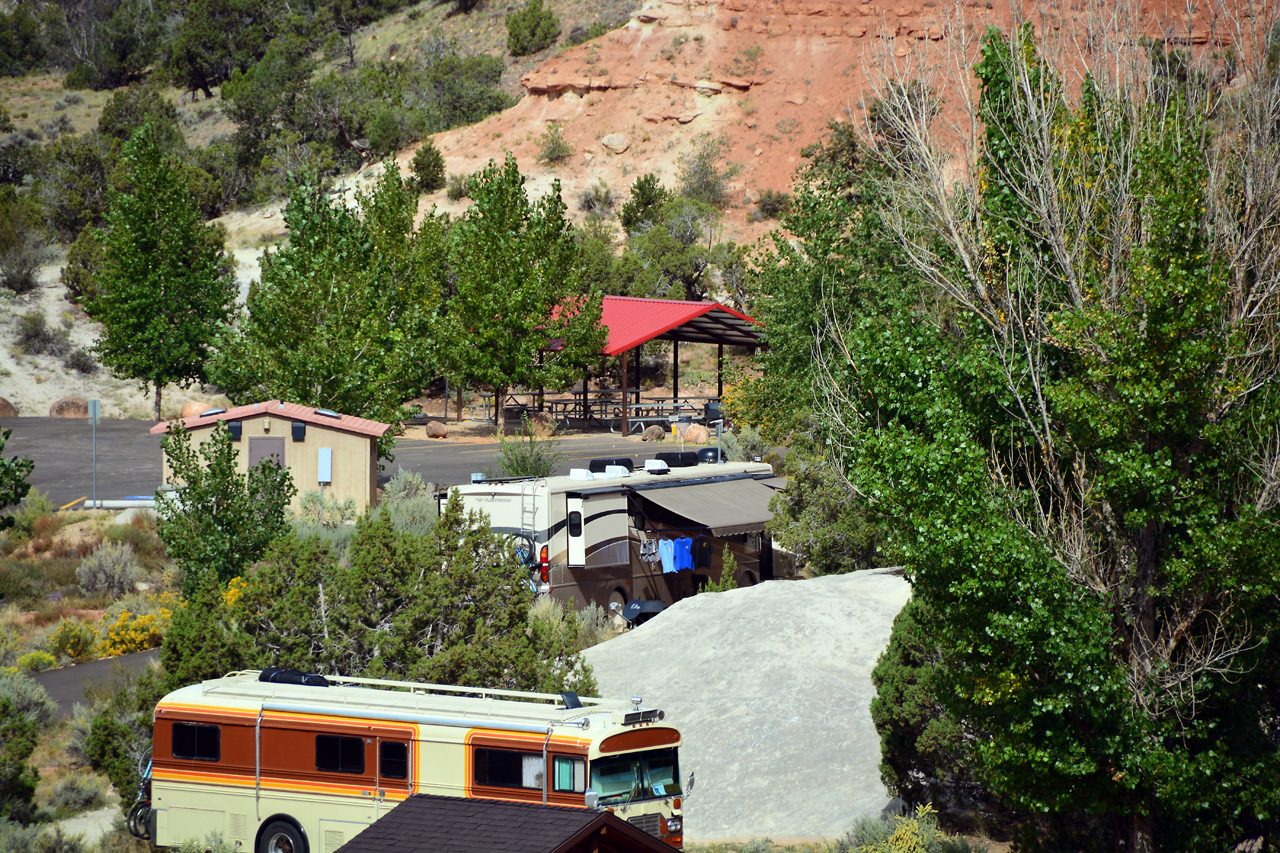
(566, 496, 585, 568)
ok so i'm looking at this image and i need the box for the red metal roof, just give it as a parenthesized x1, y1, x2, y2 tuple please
(600, 296, 763, 356)
(149, 400, 392, 439)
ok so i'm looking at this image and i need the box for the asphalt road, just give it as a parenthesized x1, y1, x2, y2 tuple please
(1, 417, 684, 507)
(31, 648, 160, 719)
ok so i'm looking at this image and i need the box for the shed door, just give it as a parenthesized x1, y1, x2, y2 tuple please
(247, 437, 285, 469)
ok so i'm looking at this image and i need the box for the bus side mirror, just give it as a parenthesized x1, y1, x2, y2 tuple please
(686, 771, 695, 798)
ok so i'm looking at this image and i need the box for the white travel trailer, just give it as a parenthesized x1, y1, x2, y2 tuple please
(442, 453, 782, 618)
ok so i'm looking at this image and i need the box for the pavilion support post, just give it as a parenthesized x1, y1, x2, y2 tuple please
(582, 368, 590, 425)
(672, 340, 680, 403)
(538, 352, 545, 412)
(633, 346, 641, 399)
(456, 385, 464, 423)
(620, 349, 630, 437)
(717, 344, 724, 399)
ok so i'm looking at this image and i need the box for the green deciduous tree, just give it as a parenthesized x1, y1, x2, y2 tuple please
(819, 18, 1280, 851)
(0, 428, 34, 532)
(91, 124, 236, 420)
(157, 422, 296, 595)
(212, 164, 446, 454)
(444, 156, 605, 432)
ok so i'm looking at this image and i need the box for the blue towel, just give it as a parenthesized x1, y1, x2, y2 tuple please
(659, 539, 676, 573)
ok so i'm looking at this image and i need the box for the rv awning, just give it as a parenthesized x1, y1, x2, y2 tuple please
(635, 478, 777, 536)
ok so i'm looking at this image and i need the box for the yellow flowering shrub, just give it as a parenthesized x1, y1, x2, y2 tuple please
(98, 592, 177, 657)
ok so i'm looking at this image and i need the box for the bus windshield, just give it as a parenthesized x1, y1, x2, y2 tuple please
(590, 747, 681, 804)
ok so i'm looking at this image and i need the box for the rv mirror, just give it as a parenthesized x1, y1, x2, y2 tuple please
(686, 771, 695, 798)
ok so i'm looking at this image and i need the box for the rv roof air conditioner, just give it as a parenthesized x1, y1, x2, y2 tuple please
(644, 459, 670, 475)
(601, 465, 630, 478)
(569, 468, 594, 480)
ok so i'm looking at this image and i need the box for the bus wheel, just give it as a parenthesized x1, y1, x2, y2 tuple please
(259, 820, 306, 853)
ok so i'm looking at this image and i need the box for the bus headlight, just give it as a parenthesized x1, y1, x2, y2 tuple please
(665, 817, 682, 834)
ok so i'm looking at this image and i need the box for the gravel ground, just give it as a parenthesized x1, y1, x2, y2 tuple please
(582, 570, 911, 842)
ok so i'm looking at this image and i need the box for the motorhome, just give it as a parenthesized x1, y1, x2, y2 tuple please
(142, 669, 687, 852)
(443, 453, 782, 616)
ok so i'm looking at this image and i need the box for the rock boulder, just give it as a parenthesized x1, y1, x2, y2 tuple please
(49, 397, 89, 418)
(0, 398, 16, 417)
(641, 424, 666, 441)
(425, 420, 449, 439)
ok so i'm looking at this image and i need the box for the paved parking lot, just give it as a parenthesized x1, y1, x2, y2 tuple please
(1, 417, 682, 508)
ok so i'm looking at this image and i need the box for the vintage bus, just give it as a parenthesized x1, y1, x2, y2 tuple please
(143, 669, 686, 853)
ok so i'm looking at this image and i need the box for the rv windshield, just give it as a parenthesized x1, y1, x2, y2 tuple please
(590, 747, 681, 804)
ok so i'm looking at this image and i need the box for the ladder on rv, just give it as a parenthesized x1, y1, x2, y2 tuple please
(519, 478, 540, 554)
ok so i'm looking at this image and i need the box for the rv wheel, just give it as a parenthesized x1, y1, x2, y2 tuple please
(259, 820, 306, 853)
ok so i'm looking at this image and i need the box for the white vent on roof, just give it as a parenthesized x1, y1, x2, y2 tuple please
(314, 408, 341, 419)
(644, 459, 670, 474)
(200, 408, 226, 417)
(603, 465, 630, 478)
(569, 468, 593, 480)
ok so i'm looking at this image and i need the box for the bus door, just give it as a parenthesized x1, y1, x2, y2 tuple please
(374, 735, 411, 818)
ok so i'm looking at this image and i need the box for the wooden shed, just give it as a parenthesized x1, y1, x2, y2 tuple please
(150, 400, 391, 514)
(334, 793, 677, 853)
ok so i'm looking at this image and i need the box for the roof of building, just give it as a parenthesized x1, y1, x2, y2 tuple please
(334, 794, 674, 853)
(600, 296, 763, 355)
(149, 400, 391, 439)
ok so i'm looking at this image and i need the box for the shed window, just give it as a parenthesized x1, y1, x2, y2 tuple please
(171, 723, 220, 762)
(316, 735, 365, 774)
(473, 748, 542, 789)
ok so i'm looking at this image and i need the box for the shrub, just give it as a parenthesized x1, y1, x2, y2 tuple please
(411, 139, 446, 193)
(16, 651, 54, 673)
(0, 242, 45, 295)
(756, 188, 791, 219)
(177, 832, 238, 853)
(446, 171, 471, 201)
(76, 542, 142, 598)
(677, 133, 739, 207)
(44, 774, 107, 817)
(103, 518, 166, 569)
(565, 21, 609, 47)
(291, 522, 357, 563)
(381, 470, 438, 538)
(506, 0, 560, 56)
(496, 414, 563, 478)
(701, 546, 739, 593)
(577, 180, 614, 216)
(14, 313, 71, 358)
(298, 491, 357, 528)
(60, 225, 104, 307)
(619, 173, 670, 232)
(717, 424, 767, 463)
(62, 347, 98, 375)
(536, 123, 573, 165)
(7, 489, 55, 541)
(44, 618, 97, 664)
(0, 627, 18, 668)
(98, 597, 173, 657)
(0, 673, 59, 725)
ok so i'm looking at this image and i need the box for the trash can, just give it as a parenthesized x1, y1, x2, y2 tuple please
(672, 415, 692, 439)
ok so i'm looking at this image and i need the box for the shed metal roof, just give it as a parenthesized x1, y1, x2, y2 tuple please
(600, 296, 763, 355)
(149, 400, 391, 439)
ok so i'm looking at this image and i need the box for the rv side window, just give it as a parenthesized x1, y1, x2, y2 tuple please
(553, 756, 586, 793)
(380, 741, 408, 780)
(568, 511, 582, 537)
(171, 722, 220, 762)
(474, 748, 543, 789)
(316, 735, 365, 774)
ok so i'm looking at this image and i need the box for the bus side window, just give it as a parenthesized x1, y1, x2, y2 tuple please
(553, 756, 585, 793)
(380, 741, 408, 780)
(172, 722, 220, 762)
(316, 735, 365, 774)
(474, 748, 543, 789)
